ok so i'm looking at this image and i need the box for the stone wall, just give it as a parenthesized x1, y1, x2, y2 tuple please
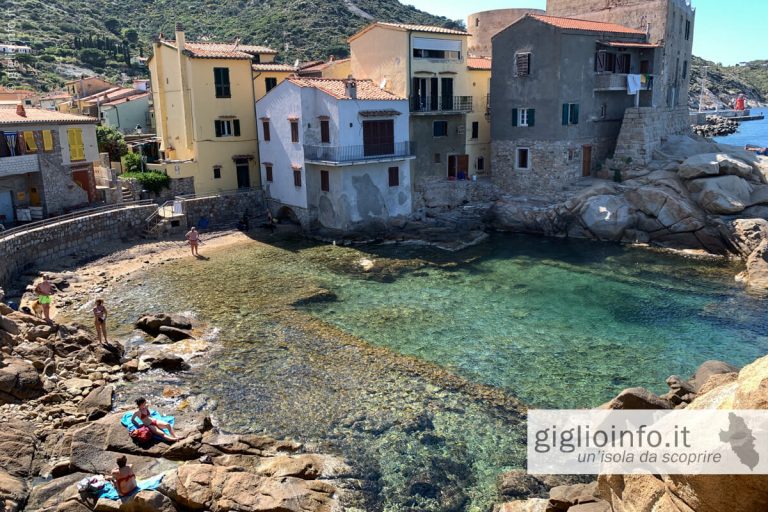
(265, 199, 313, 229)
(185, 190, 266, 230)
(0, 204, 155, 289)
(36, 130, 90, 216)
(613, 106, 691, 165)
(119, 176, 195, 202)
(492, 137, 615, 198)
(413, 176, 499, 210)
(467, 8, 544, 57)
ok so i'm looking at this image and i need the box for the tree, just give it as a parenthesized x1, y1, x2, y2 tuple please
(96, 125, 128, 161)
(122, 28, 139, 44)
(105, 18, 121, 35)
(79, 48, 108, 68)
(14, 53, 35, 66)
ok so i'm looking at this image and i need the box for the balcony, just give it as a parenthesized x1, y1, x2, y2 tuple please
(304, 141, 415, 165)
(594, 73, 655, 92)
(410, 96, 473, 114)
(0, 154, 40, 178)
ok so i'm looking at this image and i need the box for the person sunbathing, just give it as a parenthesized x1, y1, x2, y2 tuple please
(108, 455, 137, 497)
(130, 397, 179, 442)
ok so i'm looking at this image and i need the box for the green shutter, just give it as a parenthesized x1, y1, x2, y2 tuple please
(214, 120, 222, 137)
(233, 119, 241, 137)
(571, 103, 579, 125)
(511, 108, 518, 126)
(527, 109, 535, 127)
(562, 104, 569, 125)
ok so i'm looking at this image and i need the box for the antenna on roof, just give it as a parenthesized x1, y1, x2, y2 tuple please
(293, 59, 300, 68)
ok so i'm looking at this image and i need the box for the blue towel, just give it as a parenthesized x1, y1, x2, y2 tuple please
(99, 474, 165, 501)
(121, 410, 175, 436)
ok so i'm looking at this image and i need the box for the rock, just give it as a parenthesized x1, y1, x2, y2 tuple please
(62, 378, 93, 395)
(717, 154, 756, 179)
(697, 372, 737, 396)
(678, 153, 721, 179)
(25, 324, 56, 341)
(139, 349, 189, 372)
(728, 218, 768, 258)
(0, 358, 44, 403)
(254, 454, 341, 480)
(496, 498, 549, 512)
(26, 473, 88, 512)
(158, 326, 193, 342)
(77, 385, 114, 420)
(625, 187, 704, 233)
(12, 342, 54, 370)
(150, 335, 175, 345)
(0, 316, 20, 336)
(603, 387, 672, 410)
(548, 482, 598, 511)
(688, 360, 740, 392)
(498, 470, 549, 500)
(135, 314, 193, 337)
(0, 470, 26, 510)
(740, 239, 768, 292)
(0, 422, 37, 477)
(567, 501, 612, 512)
(687, 175, 753, 214)
(579, 195, 635, 241)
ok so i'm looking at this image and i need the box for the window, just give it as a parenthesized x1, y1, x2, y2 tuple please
(265, 164, 273, 182)
(262, 120, 270, 141)
(511, 108, 535, 127)
(682, 60, 688, 79)
(595, 51, 616, 73)
(293, 168, 302, 187)
(23, 131, 37, 153)
(600, 103, 607, 119)
(388, 166, 399, 187)
(265, 77, 278, 92)
(320, 119, 330, 144)
(321, 170, 329, 192)
(215, 119, 240, 137)
(515, 52, 531, 76)
(562, 103, 579, 125)
(477, 156, 485, 171)
(42, 130, 53, 152)
(433, 120, 448, 137)
(685, 19, 691, 40)
(471, 121, 479, 139)
(362, 119, 394, 156)
(290, 120, 299, 143)
(616, 54, 630, 74)
(412, 37, 462, 60)
(214, 67, 231, 98)
(412, 48, 461, 60)
(213, 166, 221, 179)
(516, 148, 530, 170)
(67, 128, 85, 161)
(433, 153, 441, 164)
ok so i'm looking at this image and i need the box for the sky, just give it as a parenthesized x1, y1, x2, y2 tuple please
(405, 0, 766, 65)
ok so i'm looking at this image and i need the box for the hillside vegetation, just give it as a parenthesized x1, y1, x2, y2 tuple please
(1, 0, 459, 91)
(690, 55, 768, 109)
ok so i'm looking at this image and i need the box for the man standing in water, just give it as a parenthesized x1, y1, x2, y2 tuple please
(35, 275, 54, 324)
(185, 226, 201, 257)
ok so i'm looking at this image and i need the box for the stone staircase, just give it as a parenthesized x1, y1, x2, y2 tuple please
(121, 185, 134, 202)
(141, 201, 186, 239)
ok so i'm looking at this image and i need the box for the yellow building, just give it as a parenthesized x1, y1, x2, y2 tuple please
(148, 28, 277, 194)
(298, 58, 352, 79)
(252, 63, 297, 100)
(465, 57, 491, 176)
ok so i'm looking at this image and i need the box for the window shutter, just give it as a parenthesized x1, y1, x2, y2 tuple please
(527, 109, 535, 127)
(215, 120, 222, 137)
(233, 119, 241, 137)
(562, 104, 569, 125)
(571, 104, 580, 124)
(526, 53, 531, 75)
(23, 131, 37, 152)
(42, 130, 53, 151)
(511, 108, 518, 126)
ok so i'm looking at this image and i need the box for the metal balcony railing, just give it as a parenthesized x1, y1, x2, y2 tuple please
(410, 95, 473, 113)
(304, 141, 414, 163)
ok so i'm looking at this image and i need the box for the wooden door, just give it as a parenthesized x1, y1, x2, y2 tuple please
(447, 155, 457, 178)
(458, 154, 469, 179)
(582, 145, 592, 177)
(235, 159, 251, 188)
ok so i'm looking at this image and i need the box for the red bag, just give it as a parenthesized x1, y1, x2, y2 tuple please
(130, 426, 152, 443)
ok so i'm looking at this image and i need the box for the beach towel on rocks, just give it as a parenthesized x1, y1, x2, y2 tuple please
(98, 473, 165, 501)
(120, 410, 175, 437)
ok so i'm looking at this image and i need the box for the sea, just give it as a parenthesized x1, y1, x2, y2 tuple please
(713, 107, 768, 147)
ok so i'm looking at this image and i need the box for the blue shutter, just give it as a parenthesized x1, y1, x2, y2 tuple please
(562, 104, 569, 125)
(511, 108, 518, 126)
(527, 109, 535, 127)
(570, 103, 580, 125)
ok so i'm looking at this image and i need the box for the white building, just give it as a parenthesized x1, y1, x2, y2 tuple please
(0, 44, 32, 54)
(256, 77, 414, 231)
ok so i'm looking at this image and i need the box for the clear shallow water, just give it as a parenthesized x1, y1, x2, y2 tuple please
(714, 107, 768, 147)
(104, 234, 768, 511)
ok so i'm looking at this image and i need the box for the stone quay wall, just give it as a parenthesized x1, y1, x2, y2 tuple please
(413, 176, 499, 210)
(0, 204, 155, 290)
(613, 107, 691, 165)
(184, 189, 266, 230)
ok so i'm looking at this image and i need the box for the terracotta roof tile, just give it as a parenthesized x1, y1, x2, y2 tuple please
(286, 78, 404, 101)
(252, 63, 297, 72)
(467, 57, 492, 70)
(0, 106, 97, 125)
(599, 40, 662, 48)
(162, 40, 277, 59)
(101, 92, 150, 107)
(375, 22, 469, 35)
(298, 58, 350, 73)
(529, 14, 646, 35)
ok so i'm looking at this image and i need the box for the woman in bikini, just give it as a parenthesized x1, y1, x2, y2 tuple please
(93, 299, 108, 343)
(108, 455, 137, 497)
(130, 397, 178, 442)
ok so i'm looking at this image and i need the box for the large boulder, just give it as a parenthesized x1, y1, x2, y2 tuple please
(678, 153, 721, 179)
(26, 472, 89, 512)
(0, 470, 27, 510)
(139, 348, 190, 372)
(579, 195, 635, 241)
(135, 314, 193, 337)
(625, 187, 704, 233)
(738, 239, 768, 292)
(0, 358, 44, 403)
(0, 421, 37, 478)
(602, 387, 672, 410)
(687, 175, 753, 214)
(77, 385, 114, 421)
(728, 218, 768, 258)
(688, 360, 740, 393)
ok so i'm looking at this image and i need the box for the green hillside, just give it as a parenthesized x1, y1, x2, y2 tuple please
(689, 55, 768, 109)
(1, 0, 461, 91)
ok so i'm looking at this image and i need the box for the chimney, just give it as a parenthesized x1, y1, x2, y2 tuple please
(175, 23, 185, 52)
(344, 75, 357, 99)
(16, 103, 26, 117)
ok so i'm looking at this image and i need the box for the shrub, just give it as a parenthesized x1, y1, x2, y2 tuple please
(121, 170, 170, 194)
(96, 125, 128, 161)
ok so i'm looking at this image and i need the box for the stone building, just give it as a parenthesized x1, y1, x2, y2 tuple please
(467, 8, 545, 58)
(256, 77, 413, 230)
(0, 104, 99, 224)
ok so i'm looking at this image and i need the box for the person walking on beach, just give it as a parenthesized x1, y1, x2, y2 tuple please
(185, 226, 201, 257)
(131, 397, 179, 442)
(93, 298, 108, 343)
(34, 275, 54, 324)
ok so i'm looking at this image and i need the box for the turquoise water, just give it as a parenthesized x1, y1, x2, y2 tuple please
(105, 234, 768, 511)
(714, 107, 768, 147)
